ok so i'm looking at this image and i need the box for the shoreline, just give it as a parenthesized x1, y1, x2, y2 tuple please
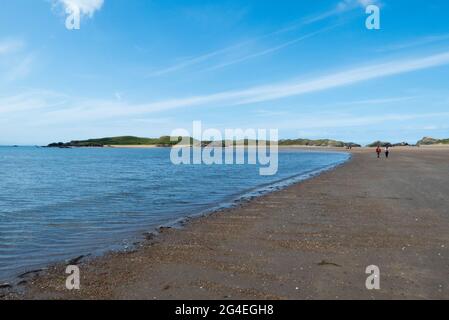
(65, 145, 449, 149)
(0, 150, 350, 291)
(2, 148, 449, 299)
(3, 145, 449, 151)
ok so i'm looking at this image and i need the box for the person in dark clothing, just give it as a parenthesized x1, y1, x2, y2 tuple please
(385, 146, 390, 158)
(376, 145, 381, 158)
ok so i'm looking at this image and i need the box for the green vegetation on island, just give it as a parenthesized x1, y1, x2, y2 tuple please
(47, 136, 363, 148)
(50, 136, 449, 148)
(47, 136, 194, 148)
(366, 137, 449, 147)
(417, 137, 449, 146)
(278, 139, 361, 148)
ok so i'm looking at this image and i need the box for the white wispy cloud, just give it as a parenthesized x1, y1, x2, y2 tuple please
(378, 34, 449, 53)
(299, 0, 377, 25)
(0, 39, 24, 55)
(200, 25, 340, 73)
(15, 49, 449, 125)
(0, 90, 68, 114)
(147, 0, 371, 77)
(4, 54, 35, 81)
(337, 96, 419, 106)
(0, 38, 34, 82)
(253, 96, 420, 117)
(139, 50, 449, 112)
(146, 43, 246, 77)
(273, 112, 449, 130)
(54, 0, 104, 18)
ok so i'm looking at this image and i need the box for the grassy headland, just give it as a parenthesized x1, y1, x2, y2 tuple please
(47, 136, 194, 148)
(46, 136, 449, 148)
(279, 139, 360, 148)
(47, 136, 361, 148)
(417, 137, 449, 145)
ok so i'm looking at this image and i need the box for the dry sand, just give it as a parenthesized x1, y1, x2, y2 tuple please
(3, 147, 449, 300)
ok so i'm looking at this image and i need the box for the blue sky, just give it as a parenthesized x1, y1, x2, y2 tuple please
(1, 0, 449, 145)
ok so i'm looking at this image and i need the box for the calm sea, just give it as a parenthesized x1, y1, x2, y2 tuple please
(0, 147, 349, 282)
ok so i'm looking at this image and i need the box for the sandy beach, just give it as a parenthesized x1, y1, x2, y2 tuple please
(3, 147, 449, 300)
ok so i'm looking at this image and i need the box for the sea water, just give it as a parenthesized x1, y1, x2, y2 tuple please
(0, 146, 349, 281)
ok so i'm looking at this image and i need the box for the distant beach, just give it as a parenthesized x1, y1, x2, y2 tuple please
(3, 147, 448, 299)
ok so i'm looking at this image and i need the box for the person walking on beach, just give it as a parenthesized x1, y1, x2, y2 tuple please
(385, 146, 390, 158)
(376, 145, 381, 158)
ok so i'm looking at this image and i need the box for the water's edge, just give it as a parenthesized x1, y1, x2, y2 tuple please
(2, 152, 351, 287)
(165, 152, 351, 229)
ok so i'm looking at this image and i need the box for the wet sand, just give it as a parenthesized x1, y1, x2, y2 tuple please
(4, 148, 449, 299)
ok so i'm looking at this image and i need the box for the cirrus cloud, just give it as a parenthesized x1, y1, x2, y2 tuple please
(0, 39, 24, 55)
